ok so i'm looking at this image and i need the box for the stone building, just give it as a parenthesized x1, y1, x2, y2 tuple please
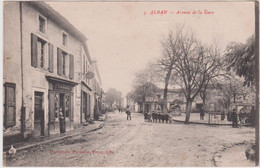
(80, 42, 94, 124)
(142, 86, 255, 114)
(3, 1, 102, 145)
(91, 61, 103, 120)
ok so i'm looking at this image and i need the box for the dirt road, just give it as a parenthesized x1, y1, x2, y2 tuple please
(5, 111, 255, 167)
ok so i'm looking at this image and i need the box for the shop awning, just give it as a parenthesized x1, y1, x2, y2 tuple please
(45, 75, 79, 86)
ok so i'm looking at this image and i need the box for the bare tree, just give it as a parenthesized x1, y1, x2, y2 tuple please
(160, 27, 223, 123)
(157, 26, 184, 114)
(130, 66, 159, 113)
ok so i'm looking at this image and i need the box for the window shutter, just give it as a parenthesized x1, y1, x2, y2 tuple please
(48, 43, 54, 73)
(49, 91, 56, 123)
(4, 83, 16, 128)
(69, 54, 74, 79)
(57, 48, 62, 75)
(31, 33, 38, 67)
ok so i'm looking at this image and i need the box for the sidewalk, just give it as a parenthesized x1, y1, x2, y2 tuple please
(171, 113, 232, 126)
(3, 118, 106, 154)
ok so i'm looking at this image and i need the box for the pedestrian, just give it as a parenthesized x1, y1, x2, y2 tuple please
(118, 107, 121, 113)
(221, 112, 225, 121)
(200, 107, 205, 120)
(144, 112, 148, 121)
(59, 112, 65, 133)
(126, 105, 131, 120)
(231, 109, 238, 128)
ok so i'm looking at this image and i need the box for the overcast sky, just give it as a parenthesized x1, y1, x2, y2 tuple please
(47, 1, 255, 96)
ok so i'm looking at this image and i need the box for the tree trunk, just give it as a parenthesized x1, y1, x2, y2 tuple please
(162, 69, 172, 114)
(202, 94, 206, 110)
(142, 97, 146, 113)
(227, 99, 231, 110)
(162, 87, 168, 114)
(184, 100, 193, 124)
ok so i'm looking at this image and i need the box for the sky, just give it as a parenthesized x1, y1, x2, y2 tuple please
(47, 1, 255, 96)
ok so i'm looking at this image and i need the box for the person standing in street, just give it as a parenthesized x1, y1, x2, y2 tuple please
(126, 105, 131, 120)
(221, 111, 225, 121)
(200, 107, 205, 120)
(59, 111, 65, 133)
(231, 108, 238, 128)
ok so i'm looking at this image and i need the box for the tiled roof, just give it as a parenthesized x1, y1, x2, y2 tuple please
(28, 1, 87, 42)
(28, 2, 93, 64)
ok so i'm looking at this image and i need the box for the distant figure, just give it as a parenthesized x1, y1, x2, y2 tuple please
(126, 105, 131, 120)
(144, 112, 148, 121)
(152, 112, 157, 122)
(221, 112, 225, 121)
(147, 111, 152, 122)
(231, 109, 238, 128)
(200, 107, 205, 120)
(118, 107, 121, 113)
(59, 112, 65, 133)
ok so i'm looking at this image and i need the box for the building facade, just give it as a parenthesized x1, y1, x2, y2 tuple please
(3, 2, 102, 144)
(139, 86, 255, 114)
(80, 43, 94, 124)
(91, 61, 103, 120)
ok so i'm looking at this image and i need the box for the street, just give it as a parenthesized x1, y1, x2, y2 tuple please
(5, 111, 255, 167)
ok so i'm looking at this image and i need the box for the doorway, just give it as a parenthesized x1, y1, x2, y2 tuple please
(82, 92, 90, 122)
(34, 92, 44, 137)
(59, 93, 71, 132)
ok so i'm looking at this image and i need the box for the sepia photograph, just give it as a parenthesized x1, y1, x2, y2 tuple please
(2, 1, 259, 167)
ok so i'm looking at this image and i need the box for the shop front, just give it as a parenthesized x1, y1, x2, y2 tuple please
(81, 82, 92, 124)
(46, 76, 78, 135)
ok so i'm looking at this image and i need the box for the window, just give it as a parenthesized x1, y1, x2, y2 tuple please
(62, 32, 68, 46)
(31, 33, 53, 71)
(39, 15, 46, 34)
(49, 92, 59, 123)
(37, 39, 46, 68)
(57, 48, 74, 79)
(65, 94, 70, 118)
(4, 83, 16, 128)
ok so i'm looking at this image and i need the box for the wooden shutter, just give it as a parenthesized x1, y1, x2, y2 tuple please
(31, 33, 38, 67)
(57, 48, 62, 75)
(49, 91, 56, 123)
(4, 83, 16, 128)
(48, 43, 54, 73)
(69, 54, 74, 79)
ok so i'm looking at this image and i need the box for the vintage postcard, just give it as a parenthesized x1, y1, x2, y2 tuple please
(2, 1, 259, 167)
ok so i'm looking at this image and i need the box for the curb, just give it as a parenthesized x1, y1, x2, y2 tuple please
(172, 119, 233, 126)
(4, 121, 105, 155)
